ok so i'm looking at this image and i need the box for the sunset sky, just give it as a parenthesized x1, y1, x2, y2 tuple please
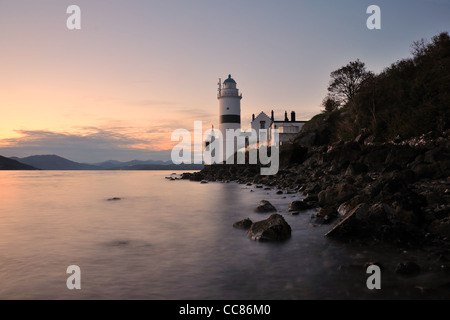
(1, 0, 449, 162)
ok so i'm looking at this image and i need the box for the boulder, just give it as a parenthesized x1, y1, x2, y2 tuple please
(107, 197, 121, 201)
(233, 218, 253, 230)
(318, 183, 356, 208)
(254, 200, 277, 213)
(247, 214, 292, 241)
(345, 162, 368, 176)
(314, 207, 339, 224)
(288, 200, 310, 211)
(325, 203, 369, 238)
(428, 218, 450, 238)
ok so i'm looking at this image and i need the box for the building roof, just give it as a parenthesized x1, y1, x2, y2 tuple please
(273, 120, 307, 123)
(255, 111, 270, 119)
(223, 74, 236, 84)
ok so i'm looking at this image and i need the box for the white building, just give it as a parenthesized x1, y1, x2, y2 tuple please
(251, 110, 306, 145)
(251, 111, 272, 140)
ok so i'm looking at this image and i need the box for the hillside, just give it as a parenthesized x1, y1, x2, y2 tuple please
(109, 163, 204, 170)
(300, 32, 450, 144)
(93, 159, 172, 169)
(0, 155, 38, 170)
(11, 155, 101, 170)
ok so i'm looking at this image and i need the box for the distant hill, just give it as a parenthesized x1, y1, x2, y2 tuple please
(93, 159, 172, 169)
(8, 154, 202, 170)
(11, 155, 101, 170)
(0, 155, 38, 170)
(108, 163, 204, 170)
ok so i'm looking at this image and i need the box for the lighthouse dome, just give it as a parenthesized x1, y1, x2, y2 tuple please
(223, 74, 236, 84)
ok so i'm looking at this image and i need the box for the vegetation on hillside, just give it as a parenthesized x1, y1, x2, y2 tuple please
(308, 32, 450, 143)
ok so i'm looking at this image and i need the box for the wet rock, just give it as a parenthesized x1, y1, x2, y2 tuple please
(247, 214, 291, 241)
(233, 218, 253, 230)
(276, 190, 283, 195)
(325, 203, 369, 238)
(107, 197, 121, 201)
(200, 180, 208, 184)
(288, 200, 310, 212)
(395, 261, 421, 276)
(314, 207, 338, 224)
(254, 200, 277, 213)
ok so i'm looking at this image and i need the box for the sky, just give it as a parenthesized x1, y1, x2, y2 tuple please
(0, 0, 449, 162)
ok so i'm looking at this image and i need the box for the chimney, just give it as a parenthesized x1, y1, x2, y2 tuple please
(284, 111, 288, 122)
(252, 114, 255, 121)
(271, 110, 274, 121)
(291, 111, 296, 122)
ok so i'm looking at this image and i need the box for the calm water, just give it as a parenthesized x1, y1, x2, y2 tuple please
(0, 171, 448, 300)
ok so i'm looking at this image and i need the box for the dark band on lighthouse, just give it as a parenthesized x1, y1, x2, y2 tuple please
(220, 115, 241, 124)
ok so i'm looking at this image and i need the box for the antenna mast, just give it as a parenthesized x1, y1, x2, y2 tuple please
(217, 78, 222, 97)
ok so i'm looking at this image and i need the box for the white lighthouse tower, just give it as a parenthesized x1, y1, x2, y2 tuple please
(217, 74, 242, 162)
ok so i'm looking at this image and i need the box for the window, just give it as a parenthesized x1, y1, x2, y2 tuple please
(260, 121, 265, 129)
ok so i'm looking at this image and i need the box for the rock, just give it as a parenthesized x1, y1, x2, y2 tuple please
(233, 218, 253, 230)
(290, 211, 300, 215)
(318, 183, 356, 208)
(247, 214, 291, 241)
(288, 200, 310, 211)
(395, 261, 421, 276)
(386, 190, 426, 225)
(337, 202, 351, 216)
(429, 218, 450, 238)
(325, 203, 369, 238)
(107, 197, 121, 201)
(411, 163, 436, 179)
(366, 202, 390, 225)
(314, 207, 338, 224)
(254, 200, 277, 213)
(393, 135, 402, 144)
(276, 190, 283, 195)
(345, 162, 368, 176)
(200, 180, 208, 184)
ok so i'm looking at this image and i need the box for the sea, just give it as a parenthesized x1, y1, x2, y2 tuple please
(0, 170, 448, 300)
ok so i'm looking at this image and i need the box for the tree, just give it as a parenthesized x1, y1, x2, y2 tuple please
(327, 59, 374, 106)
(321, 95, 340, 113)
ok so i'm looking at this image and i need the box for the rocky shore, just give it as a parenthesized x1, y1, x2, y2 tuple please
(181, 129, 450, 250)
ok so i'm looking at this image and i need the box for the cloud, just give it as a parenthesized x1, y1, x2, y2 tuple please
(0, 128, 173, 163)
(176, 108, 215, 120)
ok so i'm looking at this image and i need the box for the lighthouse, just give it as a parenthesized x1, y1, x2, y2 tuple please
(217, 74, 242, 162)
